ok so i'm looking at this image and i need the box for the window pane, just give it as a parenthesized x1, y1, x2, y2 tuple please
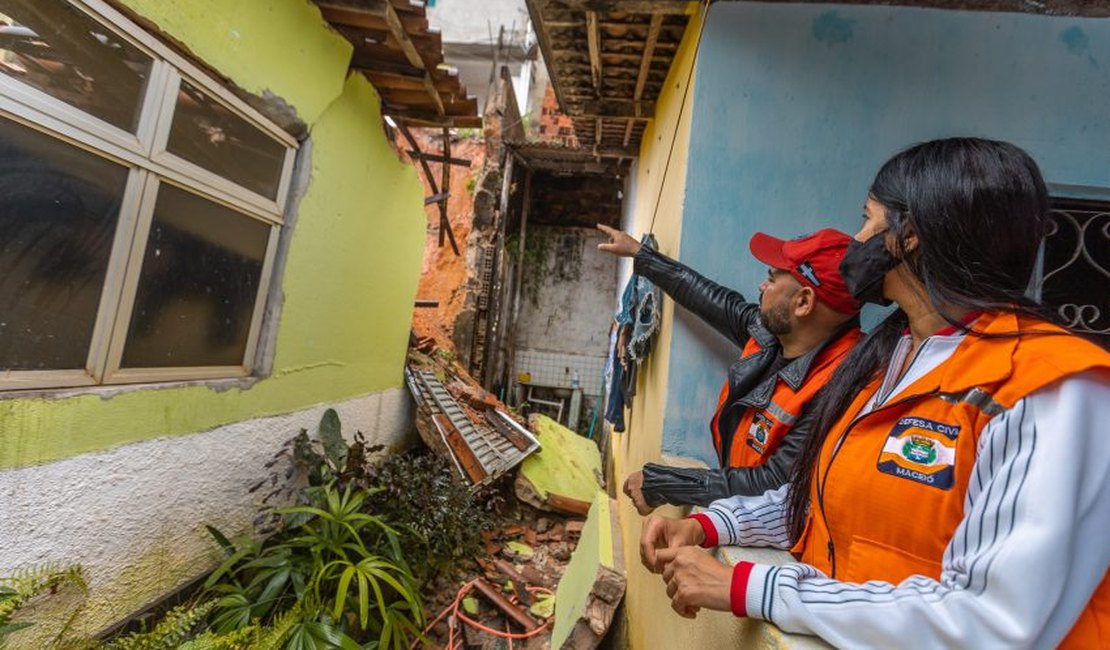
(0, 116, 127, 370)
(121, 184, 270, 369)
(0, 0, 153, 133)
(166, 80, 286, 199)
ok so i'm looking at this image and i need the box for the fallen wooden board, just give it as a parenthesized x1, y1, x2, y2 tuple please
(516, 414, 603, 515)
(551, 492, 626, 650)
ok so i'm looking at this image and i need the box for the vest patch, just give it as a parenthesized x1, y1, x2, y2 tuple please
(876, 416, 960, 490)
(745, 412, 774, 455)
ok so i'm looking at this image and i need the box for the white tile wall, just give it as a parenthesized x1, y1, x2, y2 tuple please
(514, 348, 607, 396)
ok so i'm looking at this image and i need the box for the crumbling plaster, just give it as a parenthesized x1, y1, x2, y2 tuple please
(0, 390, 414, 642)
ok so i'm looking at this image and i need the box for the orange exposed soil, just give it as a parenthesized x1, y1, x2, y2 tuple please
(403, 130, 487, 352)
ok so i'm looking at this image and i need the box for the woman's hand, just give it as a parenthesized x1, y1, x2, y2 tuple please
(657, 546, 734, 618)
(640, 515, 706, 573)
(597, 224, 642, 257)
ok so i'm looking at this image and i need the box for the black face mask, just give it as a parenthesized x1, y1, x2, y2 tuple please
(839, 234, 901, 306)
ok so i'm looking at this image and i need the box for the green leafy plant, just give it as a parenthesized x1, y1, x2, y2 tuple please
(101, 410, 433, 649)
(204, 481, 423, 649)
(104, 600, 217, 650)
(0, 564, 86, 648)
(361, 451, 494, 581)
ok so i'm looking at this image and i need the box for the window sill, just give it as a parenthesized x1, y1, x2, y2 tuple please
(0, 374, 261, 401)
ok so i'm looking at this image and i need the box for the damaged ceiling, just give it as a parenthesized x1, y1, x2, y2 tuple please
(315, 0, 481, 127)
(524, 0, 694, 155)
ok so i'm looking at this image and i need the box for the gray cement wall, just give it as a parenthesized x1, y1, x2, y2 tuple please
(513, 227, 617, 397)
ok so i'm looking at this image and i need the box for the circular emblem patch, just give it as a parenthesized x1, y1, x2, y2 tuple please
(902, 435, 938, 465)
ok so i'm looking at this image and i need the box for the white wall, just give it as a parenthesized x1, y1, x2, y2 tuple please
(0, 389, 413, 640)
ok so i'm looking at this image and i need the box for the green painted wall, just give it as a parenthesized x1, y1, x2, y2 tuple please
(0, 1, 427, 469)
(120, 0, 351, 125)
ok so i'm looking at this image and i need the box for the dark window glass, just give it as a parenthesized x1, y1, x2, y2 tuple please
(1042, 200, 1110, 349)
(121, 184, 269, 368)
(166, 81, 286, 199)
(0, 116, 127, 370)
(0, 0, 153, 132)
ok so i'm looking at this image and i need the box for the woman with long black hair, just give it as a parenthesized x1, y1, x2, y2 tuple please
(639, 137, 1110, 648)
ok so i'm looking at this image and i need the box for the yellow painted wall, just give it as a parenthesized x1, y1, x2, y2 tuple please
(610, 7, 816, 649)
(611, 6, 710, 649)
(0, 1, 427, 469)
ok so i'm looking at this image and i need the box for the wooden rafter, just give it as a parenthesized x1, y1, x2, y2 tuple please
(550, 0, 690, 14)
(406, 150, 472, 167)
(318, 1, 447, 118)
(634, 13, 663, 102)
(380, 1, 445, 116)
(438, 127, 455, 251)
(586, 11, 602, 91)
(622, 118, 634, 148)
(396, 122, 460, 256)
(572, 98, 654, 117)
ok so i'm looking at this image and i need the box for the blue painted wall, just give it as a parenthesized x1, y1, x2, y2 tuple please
(663, 2, 1110, 464)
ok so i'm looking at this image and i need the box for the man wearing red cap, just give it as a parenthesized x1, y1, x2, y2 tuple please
(598, 225, 861, 514)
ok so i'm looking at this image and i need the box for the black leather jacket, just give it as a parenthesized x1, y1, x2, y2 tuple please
(632, 245, 856, 508)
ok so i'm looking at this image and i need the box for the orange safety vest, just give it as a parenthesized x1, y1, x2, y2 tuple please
(710, 327, 860, 468)
(793, 312, 1110, 648)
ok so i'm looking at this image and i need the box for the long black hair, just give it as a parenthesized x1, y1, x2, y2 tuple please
(786, 137, 1062, 542)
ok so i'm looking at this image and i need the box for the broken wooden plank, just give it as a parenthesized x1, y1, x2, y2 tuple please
(471, 578, 540, 632)
(407, 150, 471, 166)
(379, 0, 445, 117)
(586, 11, 602, 91)
(438, 127, 459, 254)
(395, 122, 458, 255)
(386, 109, 482, 128)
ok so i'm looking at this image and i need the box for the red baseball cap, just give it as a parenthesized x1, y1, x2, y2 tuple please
(749, 228, 860, 314)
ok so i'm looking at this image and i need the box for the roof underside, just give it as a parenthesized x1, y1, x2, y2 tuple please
(528, 0, 1110, 158)
(525, 0, 694, 154)
(315, 0, 480, 128)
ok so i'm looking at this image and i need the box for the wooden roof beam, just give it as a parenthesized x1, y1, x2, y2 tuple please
(526, 0, 574, 114)
(550, 0, 691, 15)
(622, 118, 634, 147)
(587, 11, 602, 91)
(332, 0, 447, 117)
(387, 108, 482, 128)
(565, 97, 654, 114)
(550, 48, 671, 64)
(379, 0, 446, 116)
(634, 13, 663, 101)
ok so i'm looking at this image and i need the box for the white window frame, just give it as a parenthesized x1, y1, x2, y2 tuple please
(0, 0, 298, 392)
